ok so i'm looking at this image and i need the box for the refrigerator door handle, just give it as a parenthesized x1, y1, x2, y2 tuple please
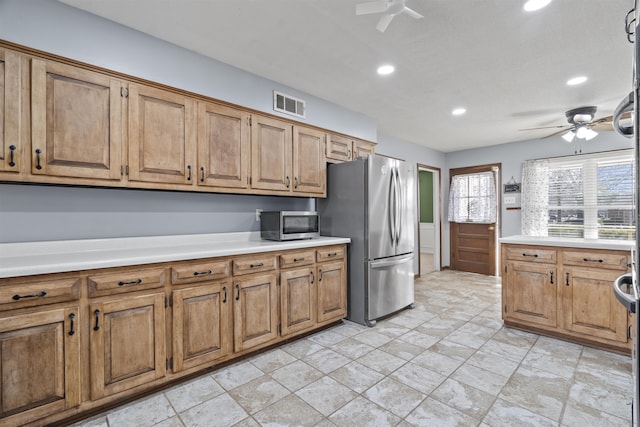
(395, 166, 402, 246)
(388, 169, 396, 244)
(370, 253, 413, 269)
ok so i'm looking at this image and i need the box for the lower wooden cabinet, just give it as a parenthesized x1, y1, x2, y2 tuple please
(317, 260, 347, 323)
(172, 282, 232, 372)
(233, 273, 279, 352)
(502, 243, 631, 353)
(89, 293, 166, 400)
(280, 267, 316, 336)
(0, 305, 80, 426)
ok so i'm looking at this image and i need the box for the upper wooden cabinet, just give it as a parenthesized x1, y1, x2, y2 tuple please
(353, 139, 375, 159)
(128, 83, 196, 185)
(293, 125, 326, 195)
(197, 102, 250, 189)
(0, 49, 20, 173)
(250, 115, 292, 192)
(326, 134, 376, 163)
(31, 58, 123, 180)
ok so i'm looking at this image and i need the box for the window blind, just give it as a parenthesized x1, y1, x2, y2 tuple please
(521, 149, 635, 240)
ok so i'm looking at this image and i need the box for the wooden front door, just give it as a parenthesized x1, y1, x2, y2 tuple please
(449, 164, 500, 275)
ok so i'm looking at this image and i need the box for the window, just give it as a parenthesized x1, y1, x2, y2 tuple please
(521, 149, 635, 240)
(448, 171, 497, 223)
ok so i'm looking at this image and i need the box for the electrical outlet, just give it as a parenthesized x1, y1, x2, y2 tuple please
(256, 209, 262, 221)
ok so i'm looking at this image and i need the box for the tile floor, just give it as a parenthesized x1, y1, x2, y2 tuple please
(73, 270, 633, 427)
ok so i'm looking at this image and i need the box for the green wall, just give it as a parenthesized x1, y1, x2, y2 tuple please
(419, 170, 433, 223)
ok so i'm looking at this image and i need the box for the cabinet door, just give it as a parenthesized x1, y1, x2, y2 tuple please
(326, 134, 352, 162)
(128, 84, 195, 185)
(197, 102, 250, 189)
(0, 49, 20, 173)
(293, 126, 326, 195)
(352, 140, 375, 159)
(90, 293, 166, 400)
(233, 273, 278, 352)
(280, 267, 316, 336)
(317, 260, 347, 323)
(172, 283, 231, 372)
(250, 115, 292, 192)
(0, 306, 80, 426)
(563, 267, 628, 343)
(504, 261, 557, 327)
(31, 59, 123, 180)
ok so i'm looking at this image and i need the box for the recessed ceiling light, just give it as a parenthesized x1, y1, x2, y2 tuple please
(523, 0, 552, 12)
(567, 76, 588, 86)
(452, 108, 466, 116)
(377, 64, 395, 75)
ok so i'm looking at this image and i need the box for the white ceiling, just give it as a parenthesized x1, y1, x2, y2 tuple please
(60, 0, 634, 153)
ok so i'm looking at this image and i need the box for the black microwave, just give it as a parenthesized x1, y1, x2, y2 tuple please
(260, 211, 320, 241)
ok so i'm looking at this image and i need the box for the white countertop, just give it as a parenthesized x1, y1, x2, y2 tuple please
(500, 235, 635, 251)
(0, 232, 351, 278)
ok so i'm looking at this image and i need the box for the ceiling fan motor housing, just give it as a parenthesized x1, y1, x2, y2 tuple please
(566, 106, 597, 125)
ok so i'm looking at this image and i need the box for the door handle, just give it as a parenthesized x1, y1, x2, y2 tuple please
(488, 226, 495, 231)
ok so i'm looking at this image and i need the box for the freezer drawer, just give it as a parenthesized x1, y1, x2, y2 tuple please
(367, 253, 414, 322)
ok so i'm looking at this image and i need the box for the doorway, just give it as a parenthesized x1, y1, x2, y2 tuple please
(417, 164, 441, 276)
(449, 163, 501, 276)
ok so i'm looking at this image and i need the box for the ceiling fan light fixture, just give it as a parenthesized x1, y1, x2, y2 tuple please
(377, 64, 395, 75)
(562, 130, 576, 142)
(584, 127, 598, 140)
(567, 76, 588, 86)
(524, 0, 552, 12)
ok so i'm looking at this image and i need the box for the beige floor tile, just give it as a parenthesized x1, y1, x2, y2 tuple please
(271, 359, 324, 392)
(351, 329, 394, 347)
(478, 338, 530, 363)
(329, 396, 401, 427)
(431, 378, 496, 420)
(390, 361, 447, 395)
(405, 397, 480, 426)
(228, 375, 290, 414)
(415, 315, 466, 337)
(411, 349, 465, 376)
(296, 376, 357, 416)
(451, 363, 509, 396)
(249, 348, 297, 373)
(426, 338, 476, 361)
(356, 348, 406, 375)
(280, 337, 324, 359)
(329, 360, 385, 393)
(330, 337, 375, 359)
(530, 335, 582, 359)
(179, 393, 248, 427)
(568, 380, 631, 420)
(231, 417, 260, 427)
(307, 329, 348, 346)
(106, 394, 175, 427)
(466, 350, 520, 378)
(378, 338, 425, 360)
(561, 401, 629, 427)
(397, 329, 440, 349)
(164, 375, 224, 413)
(521, 348, 579, 379)
(373, 323, 412, 338)
(491, 327, 538, 348)
(212, 361, 264, 391)
(483, 398, 556, 427)
(364, 377, 426, 417)
(153, 416, 184, 427)
(303, 347, 351, 374)
(253, 394, 324, 426)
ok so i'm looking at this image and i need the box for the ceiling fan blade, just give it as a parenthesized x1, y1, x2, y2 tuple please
(356, 1, 388, 15)
(543, 128, 572, 139)
(518, 125, 569, 131)
(376, 14, 394, 32)
(402, 6, 424, 19)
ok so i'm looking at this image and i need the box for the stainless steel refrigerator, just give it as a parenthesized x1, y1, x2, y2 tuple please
(318, 155, 415, 326)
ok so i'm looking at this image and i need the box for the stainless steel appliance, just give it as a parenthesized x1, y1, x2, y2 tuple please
(613, 2, 640, 424)
(318, 155, 415, 326)
(260, 211, 320, 241)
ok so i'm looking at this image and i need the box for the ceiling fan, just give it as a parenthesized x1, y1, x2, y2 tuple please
(519, 106, 618, 142)
(356, 0, 424, 33)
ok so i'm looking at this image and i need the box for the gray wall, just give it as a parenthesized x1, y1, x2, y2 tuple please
(443, 131, 633, 266)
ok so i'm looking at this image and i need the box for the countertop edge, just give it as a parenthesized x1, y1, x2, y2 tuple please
(499, 235, 634, 251)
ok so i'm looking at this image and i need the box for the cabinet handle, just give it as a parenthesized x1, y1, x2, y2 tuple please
(327, 252, 337, 257)
(68, 313, 76, 336)
(550, 271, 554, 284)
(348, 149, 351, 159)
(293, 257, 305, 262)
(522, 253, 539, 258)
(35, 148, 42, 170)
(310, 271, 314, 285)
(583, 258, 604, 263)
(565, 272, 570, 286)
(250, 263, 264, 268)
(12, 290, 46, 301)
(118, 278, 142, 286)
(294, 176, 299, 189)
(93, 309, 100, 331)
(319, 268, 323, 282)
(187, 165, 192, 181)
(200, 166, 205, 182)
(235, 284, 240, 301)
(193, 270, 212, 276)
(8, 145, 16, 167)
(286, 176, 290, 188)
(223, 286, 227, 303)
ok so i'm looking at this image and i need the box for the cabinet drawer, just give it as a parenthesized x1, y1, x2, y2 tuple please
(563, 250, 629, 270)
(88, 267, 166, 297)
(505, 247, 556, 263)
(280, 250, 315, 268)
(317, 246, 346, 262)
(172, 259, 230, 285)
(233, 254, 277, 275)
(0, 277, 80, 310)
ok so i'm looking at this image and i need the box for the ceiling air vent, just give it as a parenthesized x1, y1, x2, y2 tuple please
(273, 91, 306, 119)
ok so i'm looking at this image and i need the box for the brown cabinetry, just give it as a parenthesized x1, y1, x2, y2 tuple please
(280, 266, 316, 336)
(292, 125, 326, 195)
(233, 273, 279, 352)
(326, 134, 376, 163)
(30, 58, 123, 180)
(502, 243, 631, 353)
(0, 48, 20, 173)
(128, 83, 196, 185)
(250, 115, 292, 192)
(316, 259, 347, 323)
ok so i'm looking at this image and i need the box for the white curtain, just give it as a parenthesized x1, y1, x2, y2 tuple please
(521, 159, 550, 236)
(448, 171, 497, 223)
